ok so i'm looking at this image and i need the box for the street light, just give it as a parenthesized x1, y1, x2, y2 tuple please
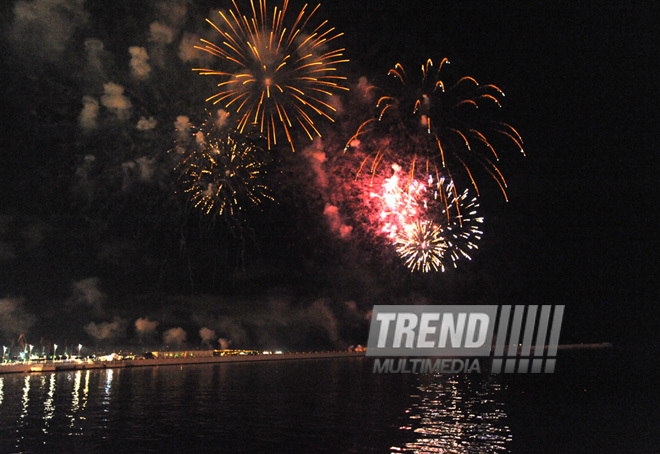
(2, 346, 6, 362)
(78, 344, 82, 358)
(53, 343, 58, 361)
(28, 344, 33, 360)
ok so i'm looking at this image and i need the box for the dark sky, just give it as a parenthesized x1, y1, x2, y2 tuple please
(0, 0, 657, 351)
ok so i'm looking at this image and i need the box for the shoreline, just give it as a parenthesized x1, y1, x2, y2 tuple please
(0, 351, 366, 375)
(0, 343, 614, 375)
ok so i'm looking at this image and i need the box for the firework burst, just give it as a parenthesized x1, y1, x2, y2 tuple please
(366, 163, 483, 273)
(346, 58, 523, 200)
(424, 176, 483, 271)
(369, 164, 425, 240)
(194, 0, 349, 152)
(176, 124, 273, 222)
(395, 220, 446, 273)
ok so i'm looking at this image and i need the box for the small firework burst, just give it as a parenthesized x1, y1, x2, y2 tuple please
(177, 126, 272, 221)
(194, 0, 349, 151)
(433, 177, 484, 270)
(395, 220, 446, 273)
(346, 58, 523, 200)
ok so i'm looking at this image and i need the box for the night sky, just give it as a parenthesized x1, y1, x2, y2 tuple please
(0, 0, 657, 353)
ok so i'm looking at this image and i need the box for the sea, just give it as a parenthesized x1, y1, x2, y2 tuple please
(0, 348, 655, 453)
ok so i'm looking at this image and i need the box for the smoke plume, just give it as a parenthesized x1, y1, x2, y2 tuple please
(303, 139, 328, 188)
(101, 83, 132, 121)
(10, 0, 89, 61)
(0, 298, 35, 342)
(79, 96, 99, 130)
(199, 327, 216, 347)
(84, 317, 126, 343)
(70, 277, 107, 316)
(129, 46, 151, 79)
(218, 338, 231, 349)
(323, 204, 352, 239)
(163, 327, 187, 346)
(135, 317, 159, 337)
(84, 38, 105, 76)
(136, 117, 157, 131)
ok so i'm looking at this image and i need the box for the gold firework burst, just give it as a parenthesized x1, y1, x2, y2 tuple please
(395, 220, 446, 273)
(194, 0, 349, 151)
(177, 127, 273, 221)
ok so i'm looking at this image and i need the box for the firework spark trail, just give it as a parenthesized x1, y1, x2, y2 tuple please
(193, 0, 349, 152)
(175, 119, 273, 223)
(345, 58, 523, 200)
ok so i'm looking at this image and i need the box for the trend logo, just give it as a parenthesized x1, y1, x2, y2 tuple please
(367, 305, 564, 373)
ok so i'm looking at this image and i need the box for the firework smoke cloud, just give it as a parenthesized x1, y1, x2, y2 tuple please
(163, 327, 187, 346)
(135, 317, 159, 338)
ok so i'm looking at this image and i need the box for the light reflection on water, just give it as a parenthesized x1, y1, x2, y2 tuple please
(102, 368, 114, 410)
(394, 375, 512, 453)
(69, 370, 82, 434)
(19, 375, 30, 423)
(82, 368, 90, 410)
(16, 374, 31, 450)
(43, 373, 56, 434)
(0, 359, 514, 452)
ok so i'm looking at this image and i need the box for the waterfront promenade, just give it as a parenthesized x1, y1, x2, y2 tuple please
(0, 350, 366, 375)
